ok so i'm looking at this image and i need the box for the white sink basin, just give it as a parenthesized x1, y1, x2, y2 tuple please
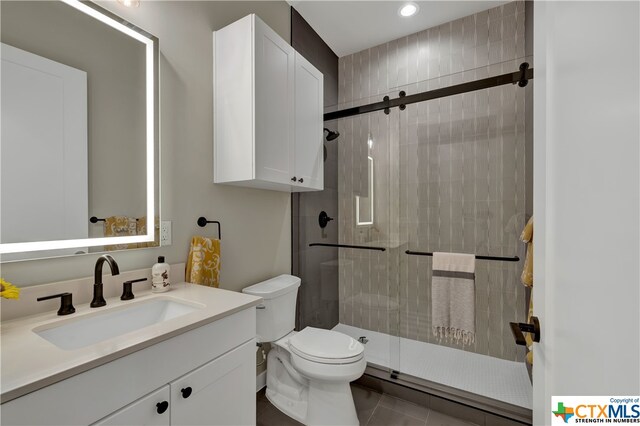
(33, 298, 200, 350)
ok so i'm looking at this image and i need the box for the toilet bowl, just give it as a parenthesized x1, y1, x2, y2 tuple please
(243, 275, 365, 426)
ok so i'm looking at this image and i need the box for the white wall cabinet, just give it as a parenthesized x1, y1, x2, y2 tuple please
(293, 52, 324, 190)
(1, 309, 256, 426)
(214, 14, 323, 192)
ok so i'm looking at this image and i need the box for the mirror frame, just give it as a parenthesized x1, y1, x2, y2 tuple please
(0, 0, 159, 256)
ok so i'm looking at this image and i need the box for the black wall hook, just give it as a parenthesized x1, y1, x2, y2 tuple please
(197, 217, 221, 239)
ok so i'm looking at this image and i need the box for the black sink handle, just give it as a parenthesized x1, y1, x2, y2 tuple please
(37, 292, 75, 316)
(121, 278, 148, 301)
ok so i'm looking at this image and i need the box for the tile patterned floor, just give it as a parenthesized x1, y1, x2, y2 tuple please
(257, 384, 479, 426)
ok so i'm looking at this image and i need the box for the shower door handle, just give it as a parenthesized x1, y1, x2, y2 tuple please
(510, 316, 540, 346)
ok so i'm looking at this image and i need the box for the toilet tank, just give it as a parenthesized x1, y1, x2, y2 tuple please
(242, 274, 301, 342)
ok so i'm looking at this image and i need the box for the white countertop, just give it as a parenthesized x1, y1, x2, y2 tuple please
(0, 283, 261, 403)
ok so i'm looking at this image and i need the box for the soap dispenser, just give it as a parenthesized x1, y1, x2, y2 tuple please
(151, 256, 170, 292)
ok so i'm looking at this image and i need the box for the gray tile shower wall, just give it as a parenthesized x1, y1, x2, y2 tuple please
(291, 7, 341, 331)
(337, 1, 530, 361)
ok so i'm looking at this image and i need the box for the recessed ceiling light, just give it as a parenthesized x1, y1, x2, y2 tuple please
(399, 3, 419, 17)
(117, 0, 140, 7)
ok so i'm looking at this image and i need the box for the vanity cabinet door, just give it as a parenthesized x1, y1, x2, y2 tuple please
(92, 385, 170, 426)
(293, 51, 324, 191)
(170, 339, 255, 425)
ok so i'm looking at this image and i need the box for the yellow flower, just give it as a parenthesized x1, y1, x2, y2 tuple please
(0, 278, 20, 300)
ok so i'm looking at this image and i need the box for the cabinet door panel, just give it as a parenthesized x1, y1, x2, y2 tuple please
(254, 18, 294, 185)
(294, 52, 324, 190)
(92, 386, 170, 426)
(213, 16, 254, 183)
(170, 340, 255, 425)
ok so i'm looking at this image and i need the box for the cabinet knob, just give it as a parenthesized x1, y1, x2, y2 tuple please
(291, 176, 297, 182)
(181, 387, 193, 399)
(299, 178, 304, 183)
(156, 401, 169, 414)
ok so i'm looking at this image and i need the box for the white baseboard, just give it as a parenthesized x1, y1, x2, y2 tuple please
(256, 370, 267, 392)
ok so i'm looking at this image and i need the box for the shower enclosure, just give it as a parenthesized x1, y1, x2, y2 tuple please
(292, 1, 533, 422)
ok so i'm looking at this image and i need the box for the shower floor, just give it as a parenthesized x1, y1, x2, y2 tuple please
(333, 323, 532, 410)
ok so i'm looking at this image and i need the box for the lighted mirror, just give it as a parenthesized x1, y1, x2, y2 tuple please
(0, 0, 159, 262)
(356, 156, 374, 226)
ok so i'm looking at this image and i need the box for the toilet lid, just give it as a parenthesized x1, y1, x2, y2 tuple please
(289, 327, 364, 363)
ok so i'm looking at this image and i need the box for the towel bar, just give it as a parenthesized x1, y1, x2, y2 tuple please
(90, 216, 139, 223)
(309, 243, 386, 252)
(405, 250, 519, 262)
(197, 217, 221, 239)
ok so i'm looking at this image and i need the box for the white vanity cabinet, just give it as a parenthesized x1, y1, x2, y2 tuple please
(1, 308, 257, 426)
(169, 340, 255, 425)
(93, 386, 171, 426)
(213, 14, 323, 192)
(93, 340, 255, 426)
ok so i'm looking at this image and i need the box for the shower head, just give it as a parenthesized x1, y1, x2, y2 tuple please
(324, 128, 340, 141)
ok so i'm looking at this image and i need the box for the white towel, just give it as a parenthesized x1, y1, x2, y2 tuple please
(431, 252, 476, 345)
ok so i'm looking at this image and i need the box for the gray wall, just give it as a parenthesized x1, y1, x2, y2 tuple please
(291, 7, 340, 331)
(1, 1, 292, 293)
(291, 8, 338, 108)
(337, 1, 530, 361)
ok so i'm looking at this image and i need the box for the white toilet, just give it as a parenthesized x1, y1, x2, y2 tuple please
(243, 274, 366, 426)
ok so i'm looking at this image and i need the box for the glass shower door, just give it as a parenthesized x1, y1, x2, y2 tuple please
(393, 62, 532, 409)
(331, 95, 401, 376)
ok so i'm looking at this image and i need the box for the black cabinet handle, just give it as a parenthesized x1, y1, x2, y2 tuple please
(156, 401, 169, 414)
(510, 316, 540, 346)
(181, 387, 193, 399)
(291, 176, 297, 182)
(299, 178, 304, 183)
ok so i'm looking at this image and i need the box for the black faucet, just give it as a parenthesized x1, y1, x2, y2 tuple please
(91, 254, 120, 308)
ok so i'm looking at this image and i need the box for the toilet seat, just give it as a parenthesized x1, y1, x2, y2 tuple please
(289, 327, 364, 365)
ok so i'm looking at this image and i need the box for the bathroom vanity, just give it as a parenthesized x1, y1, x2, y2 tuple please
(0, 284, 261, 425)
